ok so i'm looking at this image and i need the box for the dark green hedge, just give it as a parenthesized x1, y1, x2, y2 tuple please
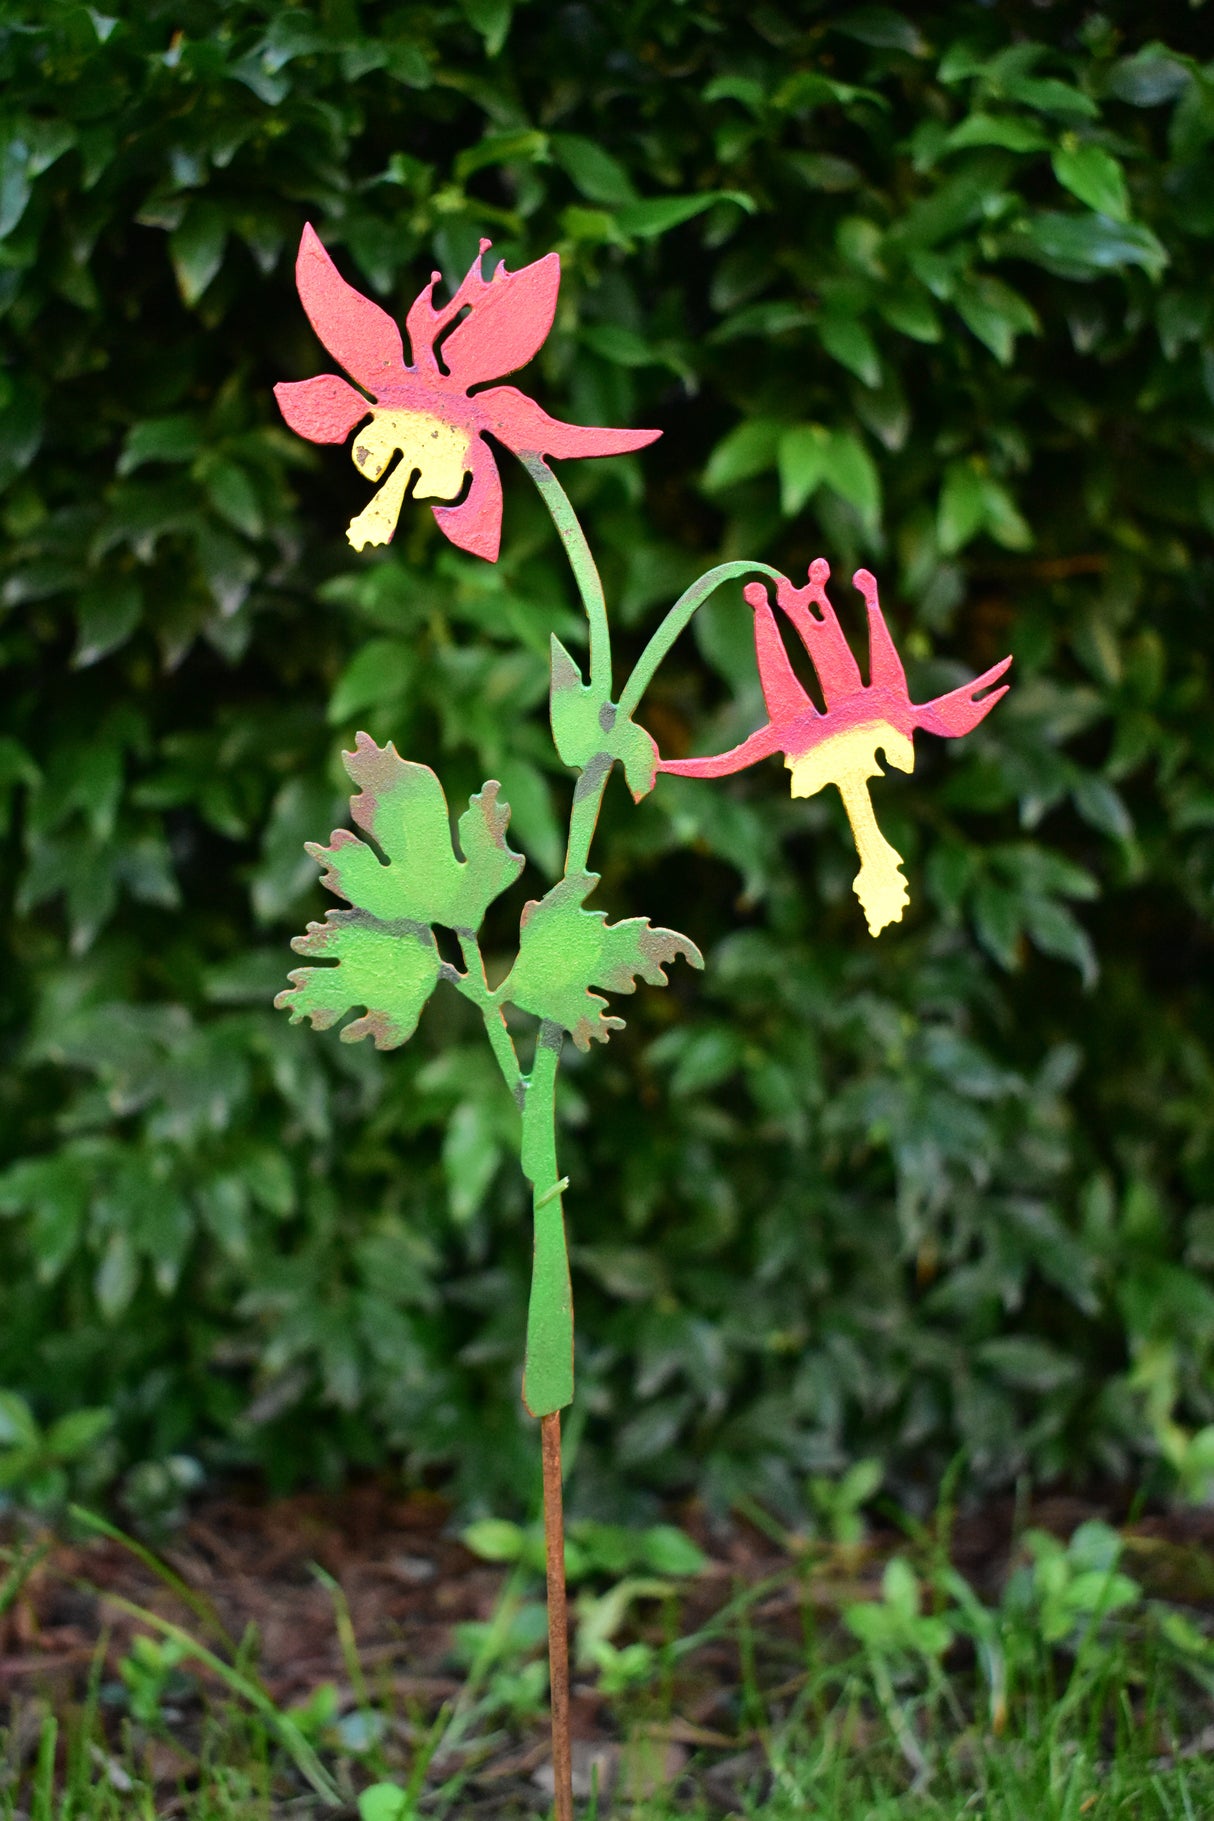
(1, 1, 1212, 1519)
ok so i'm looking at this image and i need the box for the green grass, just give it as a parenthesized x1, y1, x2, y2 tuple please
(3, 1512, 1214, 1818)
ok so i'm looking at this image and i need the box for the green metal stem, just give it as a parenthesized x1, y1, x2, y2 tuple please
(520, 453, 612, 693)
(520, 1023, 574, 1416)
(617, 558, 784, 721)
(507, 462, 621, 1417)
(564, 757, 611, 879)
(455, 933, 522, 1100)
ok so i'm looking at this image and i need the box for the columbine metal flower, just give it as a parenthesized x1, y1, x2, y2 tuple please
(656, 560, 1012, 935)
(274, 226, 660, 560)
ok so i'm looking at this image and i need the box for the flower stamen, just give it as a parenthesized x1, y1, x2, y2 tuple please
(347, 409, 470, 550)
(787, 721, 914, 936)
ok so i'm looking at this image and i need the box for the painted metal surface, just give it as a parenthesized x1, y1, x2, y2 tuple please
(657, 560, 1011, 935)
(270, 225, 1013, 1821)
(274, 226, 659, 560)
(272, 229, 1012, 1417)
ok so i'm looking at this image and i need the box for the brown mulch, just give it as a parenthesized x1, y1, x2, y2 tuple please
(2, 1481, 1213, 1811)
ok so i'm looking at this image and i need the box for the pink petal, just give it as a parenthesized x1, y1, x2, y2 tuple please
(273, 374, 371, 443)
(432, 435, 503, 562)
(852, 568, 908, 700)
(295, 224, 405, 393)
(476, 385, 661, 460)
(658, 721, 786, 779)
(745, 586, 814, 723)
(439, 251, 561, 388)
(916, 655, 1013, 737)
(775, 561, 866, 713)
(404, 239, 496, 372)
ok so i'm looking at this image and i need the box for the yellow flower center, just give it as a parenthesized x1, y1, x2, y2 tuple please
(786, 721, 915, 937)
(346, 409, 470, 551)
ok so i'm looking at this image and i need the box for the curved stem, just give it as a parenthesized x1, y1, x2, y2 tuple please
(520, 453, 612, 693)
(453, 934, 523, 1102)
(563, 754, 611, 879)
(618, 558, 784, 721)
(519, 452, 618, 876)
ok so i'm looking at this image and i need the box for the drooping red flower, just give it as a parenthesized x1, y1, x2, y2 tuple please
(274, 226, 660, 561)
(657, 560, 1011, 935)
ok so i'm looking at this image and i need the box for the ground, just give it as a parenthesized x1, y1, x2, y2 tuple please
(3, 1484, 1214, 1817)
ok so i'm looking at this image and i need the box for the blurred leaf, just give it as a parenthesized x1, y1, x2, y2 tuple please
(640, 1525, 708, 1575)
(443, 1101, 502, 1225)
(169, 203, 227, 305)
(616, 191, 754, 239)
(778, 424, 831, 515)
(825, 430, 881, 529)
(118, 417, 202, 476)
(703, 418, 781, 491)
(73, 580, 141, 668)
(1005, 211, 1167, 278)
(460, 0, 513, 57)
(551, 135, 636, 206)
(818, 313, 881, 385)
(462, 1517, 525, 1561)
(1051, 141, 1130, 221)
(328, 640, 414, 725)
(954, 275, 1039, 364)
(1107, 47, 1191, 108)
(944, 113, 1050, 154)
(833, 8, 924, 54)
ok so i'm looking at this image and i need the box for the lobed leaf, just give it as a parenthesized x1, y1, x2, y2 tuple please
(276, 913, 441, 1050)
(502, 871, 703, 1050)
(307, 734, 523, 934)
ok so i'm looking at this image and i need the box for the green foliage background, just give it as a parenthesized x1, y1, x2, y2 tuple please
(1, 0, 1212, 1519)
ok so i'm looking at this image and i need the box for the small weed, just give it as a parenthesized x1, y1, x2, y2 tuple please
(116, 1632, 194, 1726)
(0, 1394, 113, 1513)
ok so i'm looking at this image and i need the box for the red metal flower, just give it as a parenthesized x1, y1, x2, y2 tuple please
(274, 226, 660, 561)
(657, 560, 1011, 935)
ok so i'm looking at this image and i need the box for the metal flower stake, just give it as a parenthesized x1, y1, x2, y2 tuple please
(272, 227, 1011, 1818)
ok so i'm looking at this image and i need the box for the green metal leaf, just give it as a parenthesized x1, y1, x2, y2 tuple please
(276, 737, 524, 1050)
(276, 913, 442, 1050)
(502, 871, 702, 1050)
(549, 637, 658, 802)
(306, 733, 523, 935)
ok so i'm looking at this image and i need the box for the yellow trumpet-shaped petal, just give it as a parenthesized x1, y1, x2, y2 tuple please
(786, 721, 915, 937)
(347, 409, 470, 551)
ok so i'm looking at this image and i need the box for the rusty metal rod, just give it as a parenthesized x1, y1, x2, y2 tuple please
(541, 1410, 574, 1821)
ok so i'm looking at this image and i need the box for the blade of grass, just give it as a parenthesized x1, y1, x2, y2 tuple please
(0, 1539, 50, 1615)
(31, 1713, 57, 1821)
(70, 1503, 237, 1652)
(79, 1583, 341, 1805)
(311, 1561, 389, 1778)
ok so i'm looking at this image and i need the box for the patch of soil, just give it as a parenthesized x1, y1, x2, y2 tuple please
(2, 1481, 1212, 1813)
